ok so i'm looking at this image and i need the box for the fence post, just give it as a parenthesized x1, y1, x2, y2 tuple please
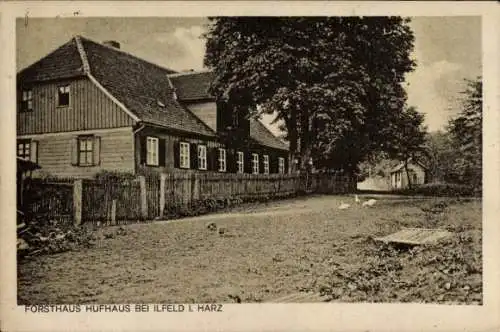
(111, 199, 116, 225)
(160, 173, 166, 218)
(192, 173, 200, 202)
(139, 176, 148, 220)
(73, 179, 82, 226)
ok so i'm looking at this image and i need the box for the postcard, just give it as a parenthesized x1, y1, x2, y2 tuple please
(1, 1, 499, 331)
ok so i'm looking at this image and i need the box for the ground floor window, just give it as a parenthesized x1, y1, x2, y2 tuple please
(78, 136, 94, 166)
(278, 157, 285, 174)
(218, 148, 227, 172)
(146, 136, 159, 166)
(198, 145, 207, 170)
(252, 153, 259, 174)
(179, 142, 190, 168)
(263, 155, 269, 174)
(17, 140, 31, 161)
(237, 151, 244, 173)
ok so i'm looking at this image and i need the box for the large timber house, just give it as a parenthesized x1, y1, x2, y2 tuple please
(16, 36, 289, 178)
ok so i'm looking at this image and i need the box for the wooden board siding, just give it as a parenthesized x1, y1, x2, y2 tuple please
(185, 102, 217, 131)
(136, 127, 221, 175)
(247, 144, 290, 174)
(136, 126, 289, 175)
(17, 77, 135, 135)
(390, 163, 427, 189)
(186, 101, 250, 140)
(27, 127, 135, 178)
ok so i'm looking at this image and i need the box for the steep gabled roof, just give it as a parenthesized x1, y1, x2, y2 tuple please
(18, 36, 289, 148)
(168, 71, 213, 101)
(169, 71, 289, 151)
(17, 38, 86, 83)
(17, 36, 216, 137)
(249, 119, 288, 151)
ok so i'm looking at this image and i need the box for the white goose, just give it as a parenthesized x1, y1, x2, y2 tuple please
(354, 194, 361, 204)
(362, 199, 377, 207)
(338, 201, 351, 210)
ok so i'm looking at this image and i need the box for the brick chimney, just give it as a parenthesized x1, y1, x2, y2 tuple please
(102, 40, 120, 49)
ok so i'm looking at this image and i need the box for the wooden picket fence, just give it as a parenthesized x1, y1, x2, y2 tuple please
(21, 172, 355, 227)
(79, 171, 354, 226)
(82, 178, 142, 224)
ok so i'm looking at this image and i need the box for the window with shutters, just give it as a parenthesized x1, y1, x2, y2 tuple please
(198, 145, 207, 170)
(180, 142, 190, 168)
(278, 157, 285, 174)
(218, 148, 226, 172)
(17, 140, 31, 161)
(236, 151, 244, 173)
(21, 89, 33, 112)
(146, 136, 159, 166)
(57, 85, 70, 107)
(78, 136, 94, 166)
(263, 155, 270, 174)
(252, 153, 259, 174)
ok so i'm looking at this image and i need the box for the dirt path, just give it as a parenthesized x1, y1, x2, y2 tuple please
(155, 194, 435, 225)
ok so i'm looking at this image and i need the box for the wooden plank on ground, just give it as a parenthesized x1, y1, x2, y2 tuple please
(374, 227, 452, 245)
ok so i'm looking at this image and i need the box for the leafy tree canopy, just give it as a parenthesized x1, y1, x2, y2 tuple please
(204, 17, 421, 174)
(447, 77, 482, 187)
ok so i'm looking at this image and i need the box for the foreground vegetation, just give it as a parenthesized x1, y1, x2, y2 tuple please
(18, 195, 481, 304)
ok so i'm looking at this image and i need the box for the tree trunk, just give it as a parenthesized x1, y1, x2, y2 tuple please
(299, 146, 312, 174)
(404, 159, 412, 189)
(299, 107, 311, 174)
(287, 108, 298, 173)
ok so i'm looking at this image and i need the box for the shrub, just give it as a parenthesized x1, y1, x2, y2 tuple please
(393, 183, 479, 197)
(17, 214, 96, 259)
(94, 170, 135, 182)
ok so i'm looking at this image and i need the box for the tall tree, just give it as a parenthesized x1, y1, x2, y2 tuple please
(203, 17, 416, 174)
(448, 77, 482, 188)
(387, 106, 428, 188)
(424, 130, 459, 183)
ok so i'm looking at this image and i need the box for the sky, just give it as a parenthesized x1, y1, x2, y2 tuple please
(16, 16, 482, 134)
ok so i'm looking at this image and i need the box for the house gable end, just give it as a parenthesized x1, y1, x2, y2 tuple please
(17, 77, 136, 135)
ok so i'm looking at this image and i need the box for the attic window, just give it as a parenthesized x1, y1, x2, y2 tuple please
(21, 89, 33, 112)
(157, 100, 165, 108)
(57, 85, 70, 107)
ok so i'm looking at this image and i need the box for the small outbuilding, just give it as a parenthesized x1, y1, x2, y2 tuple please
(390, 159, 427, 189)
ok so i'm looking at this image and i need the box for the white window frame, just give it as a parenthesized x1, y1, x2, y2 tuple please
(218, 148, 227, 172)
(17, 140, 31, 161)
(278, 157, 285, 174)
(179, 142, 190, 169)
(57, 85, 71, 107)
(198, 145, 207, 170)
(236, 151, 244, 174)
(21, 89, 33, 111)
(263, 155, 270, 174)
(146, 136, 159, 166)
(252, 153, 259, 174)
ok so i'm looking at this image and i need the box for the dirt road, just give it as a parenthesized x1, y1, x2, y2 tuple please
(18, 194, 482, 304)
